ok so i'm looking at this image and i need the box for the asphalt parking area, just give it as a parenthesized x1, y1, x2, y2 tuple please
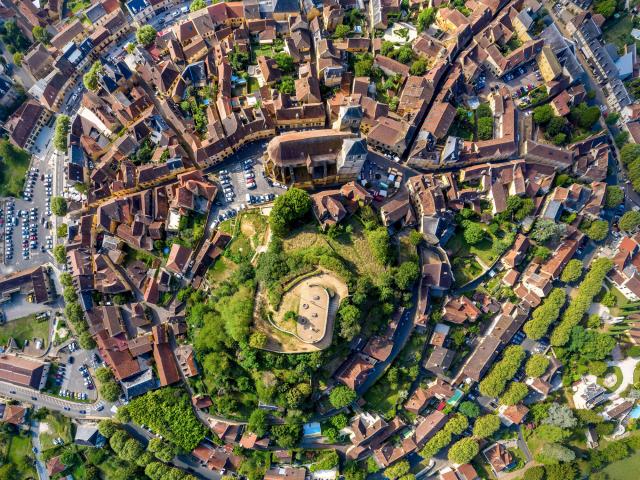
(57, 344, 98, 402)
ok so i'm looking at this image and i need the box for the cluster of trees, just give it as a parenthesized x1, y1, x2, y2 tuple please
(523, 288, 566, 340)
(594, 0, 618, 18)
(478, 345, 526, 398)
(53, 115, 70, 152)
(550, 258, 613, 346)
(309, 450, 339, 472)
(59, 272, 95, 349)
(122, 387, 208, 451)
(0, 21, 30, 55)
(620, 143, 640, 194)
(366, 227, 393, 264)
(95, 366, 122, 402)
(532, 105, 569, 145)
(499, 195, 535, 223)
(461, 219, 485, 245)
(380, 41, 415, 65)
(560, 259, 583, 284)
(269, 188, 312, 237)
(96, 420, 196, 480)
(420, 414, 468, 459)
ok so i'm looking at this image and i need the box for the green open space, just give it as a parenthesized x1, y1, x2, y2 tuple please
(6, 433, 36, 479)
(283, 217, 391, 281)
(0, 314, 49, 349)
(39, 412, 74, 451)
(68, 0, 92, 13)
(602, 450, 640, 479)
(602, 15, 634, 53)
(0, 140, 30, 198)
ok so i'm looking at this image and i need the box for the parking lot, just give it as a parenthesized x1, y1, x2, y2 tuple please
(55, 343, 99, 403)
(0, 169, 55, 270)
(208, 142, 285, 229)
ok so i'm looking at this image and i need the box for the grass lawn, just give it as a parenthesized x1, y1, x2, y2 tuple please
(0, 314, 49, 348)
(602, 450, 640, 479)
(7, 433, 36, 479)
(247, 76, 260, 93)
(40, 413, 74, 451)
(68, 0, 92, 13)
(250, 43, 274, 62)
(597, 366, 623, 392)
(602, 15, 634, 53)
(0, 142, 30, 198)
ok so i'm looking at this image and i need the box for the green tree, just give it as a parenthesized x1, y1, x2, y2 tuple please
(500, 382, 529, 406)
(594, 0, 616, 17)
(542, 402, 577, 429)
(463, 222, 485, 245)
(385, 460, 410, 480)
(271, 423, 301, 448)
(32, 26, 50, 44)
(53, 244, 66, 264)
(620, 211, 640, 232)
(57, 223, 68, 238)
(533, 104, 554, 124)
(51, 196, 68, 216)
(523, 466, 545, 480)
(190, 0, 207, 12)
(560, 259, 583, 284)
(531, 218, 566, 243)
(366, 227, 392, 264)
(333, 24, 351, 39)
(477, 116, 493, 140)
(269, 187, 312, 237)
(448, 438, 479, 464)
(621, 143, 640, 165)
(83, 61, 103, 91)
(458, 401, 480, 418)
(136, 25, 157, 46)
(605, 186, 624, 208)
(273, 52, 294, 73)
(586, 219, 609, 241)
(537, 443, 575, 463)
(12, 52, 22, 66)
(248, 409, 268, 437)
(570, 103, 601, 129)
(354, 56, 373, 77)
(473, 414, 501, 438)
(417, 8, 436, 32)
(100, 381, 122, 402)
(526, 354, 550, 378)
(329, 386, 356, 408)
(410, 58, 428, 75)
(148, 438, 178, 462)
(98, 419, 118, 438)
(394, 261, 419, 291)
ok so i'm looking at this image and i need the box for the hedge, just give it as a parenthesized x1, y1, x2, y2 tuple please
(550, 258, 613, 346)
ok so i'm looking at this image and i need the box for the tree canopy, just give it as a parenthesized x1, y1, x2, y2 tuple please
(329, 386, 357, 408)
(620, 211, 640, 232)
(269, 187, 311, 237)
(560, 259, 583, 284)
(136, 25, 158, 47)
(448, 438, 479, 464)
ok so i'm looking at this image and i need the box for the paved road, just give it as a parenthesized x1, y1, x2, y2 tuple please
(0, 381, 109, 419)
(31, 421, 49, 480)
